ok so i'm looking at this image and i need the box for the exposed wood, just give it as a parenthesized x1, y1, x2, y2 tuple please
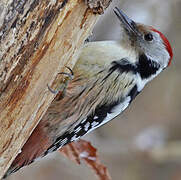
(0, 0, 112, 177)
(85, 0, 112, 14)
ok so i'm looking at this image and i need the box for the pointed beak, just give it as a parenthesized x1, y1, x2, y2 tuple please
(113, 7, 141, 37)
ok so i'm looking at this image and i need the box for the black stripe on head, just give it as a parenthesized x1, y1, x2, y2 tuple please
(138, 54, 160, 79)
(109, 59, 138, 74)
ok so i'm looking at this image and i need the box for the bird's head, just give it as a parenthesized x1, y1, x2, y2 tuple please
(114, 7, 173, 79)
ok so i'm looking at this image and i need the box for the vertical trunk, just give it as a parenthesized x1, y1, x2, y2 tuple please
(0, 0, 111, 177)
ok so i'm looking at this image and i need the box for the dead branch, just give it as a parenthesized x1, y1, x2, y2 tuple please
(0, 0, 111, 177)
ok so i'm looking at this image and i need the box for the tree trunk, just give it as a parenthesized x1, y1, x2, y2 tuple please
(0, 0, 111, 178)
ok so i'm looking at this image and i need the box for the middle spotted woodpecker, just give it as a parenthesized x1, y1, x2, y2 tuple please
(5, 7, 173, 177)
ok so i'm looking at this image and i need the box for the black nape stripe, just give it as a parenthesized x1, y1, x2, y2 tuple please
(109, 59, 138, 74)
(138, 54, 160, 79)
(109, 55, 160, 80)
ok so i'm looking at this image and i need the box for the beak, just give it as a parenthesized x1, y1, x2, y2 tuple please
(113, 7, 141, 37)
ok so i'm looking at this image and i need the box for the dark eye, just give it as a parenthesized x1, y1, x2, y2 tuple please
(144, 33, 153, 41)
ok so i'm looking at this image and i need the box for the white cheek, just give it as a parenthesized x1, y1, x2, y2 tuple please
(143, 33, 170, 68)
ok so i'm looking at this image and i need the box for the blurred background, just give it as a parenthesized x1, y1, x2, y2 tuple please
(8, 0, 181, 179)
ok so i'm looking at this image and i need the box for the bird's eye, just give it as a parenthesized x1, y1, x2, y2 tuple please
(144, 33, 153, 41)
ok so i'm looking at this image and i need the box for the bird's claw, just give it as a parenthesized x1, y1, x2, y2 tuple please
(47, 84, 59, 94)
(47, 66, 74, 96)
(58, 66, 74, 80)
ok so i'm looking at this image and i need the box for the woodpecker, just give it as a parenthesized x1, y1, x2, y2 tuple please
(4, 7, 173, 178)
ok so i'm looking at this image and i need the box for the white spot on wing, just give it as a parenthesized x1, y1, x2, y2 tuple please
(71, 135, 79, 142)
(47, 146, 57, 154)
(84, 122, 90, 131)
(86, 96, 131, 135)
(75, 126, 82, 133)
(81, 118, 87, 124)
(91, 121, 99, 128)
(60, 138, 68, 146)
(94, 116, 98, 120)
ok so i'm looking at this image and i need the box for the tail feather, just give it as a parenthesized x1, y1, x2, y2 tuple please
(3, 166, 21, 179)
(3, 123, 51, 178)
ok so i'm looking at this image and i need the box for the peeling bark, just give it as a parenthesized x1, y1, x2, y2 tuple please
(0, 0, 111, 177)
(85, 0, 112, 14)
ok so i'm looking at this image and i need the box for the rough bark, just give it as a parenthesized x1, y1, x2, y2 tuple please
(0, 0, 111, 178)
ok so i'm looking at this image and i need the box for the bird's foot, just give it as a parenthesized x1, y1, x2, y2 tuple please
(47, 66, 74, 97)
